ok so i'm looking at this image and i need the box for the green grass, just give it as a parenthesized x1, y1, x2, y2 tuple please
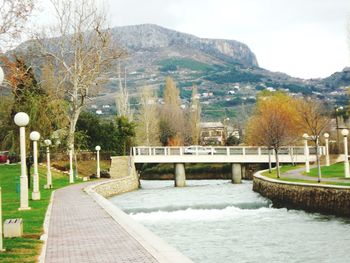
(262, 164, 350, 187)
(0, 164, 81, 262)
(158, 58, 213, 72)
(262, 165, 301, 178)
(306, 162, 347, 178)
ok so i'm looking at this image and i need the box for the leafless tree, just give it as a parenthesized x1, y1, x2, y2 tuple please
(0, 0, 35, 51)
(296, 99, 330, 181)
(189, 85, 201, 144)
(116, 62, 132, 119)
(35, 0, 124, 153)
(135, 86, 160, 146)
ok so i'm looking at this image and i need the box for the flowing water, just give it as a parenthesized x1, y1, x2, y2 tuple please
(109, 180, 350, 263)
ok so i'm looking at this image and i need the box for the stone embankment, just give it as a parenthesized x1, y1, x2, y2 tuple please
(95, 156, 139, 197)
(253, 171, 350, 217)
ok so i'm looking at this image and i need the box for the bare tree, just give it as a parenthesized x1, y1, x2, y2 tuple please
(296, 99, 330, 182)
(136, 86, 160, 146)
(115, 62, 132, 119)
(189, 85, 201, 144)
(0, 0, 35, 51)
(36, 0, 124, 153)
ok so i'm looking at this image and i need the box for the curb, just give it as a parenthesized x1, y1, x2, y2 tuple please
(84, 181, 194, 263)
(38, 190, 55, 263)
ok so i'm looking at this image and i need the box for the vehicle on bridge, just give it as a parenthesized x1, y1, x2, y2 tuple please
(184, 146, 217, 155)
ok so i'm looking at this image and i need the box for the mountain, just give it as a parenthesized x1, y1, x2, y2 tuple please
(111, 24, 258, 68)
(11, 24, 350, 120)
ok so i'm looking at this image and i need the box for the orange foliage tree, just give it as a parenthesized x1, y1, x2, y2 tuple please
(245, 92, 301, 177)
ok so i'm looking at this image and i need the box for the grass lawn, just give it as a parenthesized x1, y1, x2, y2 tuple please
(262, 165, 301, 178)
(0, 164, 82, 263)
(262, 163, 350, 187)
(306, 162, 348, 178)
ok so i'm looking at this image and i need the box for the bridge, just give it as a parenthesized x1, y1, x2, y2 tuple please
(131, 146, 325, 187)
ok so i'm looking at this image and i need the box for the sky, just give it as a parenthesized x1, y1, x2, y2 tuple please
(34, 0, 350, 79)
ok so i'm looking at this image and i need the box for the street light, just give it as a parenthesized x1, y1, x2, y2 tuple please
(14, 112, 31, 210)
(69, 144, 74, 184)
(324, 133, 330, 166)
(303, 133, 310, 173)
(44, 139, 53, 189)
(30, 131, 41, 200)
(341, 128, 350, 178)
(303, 133, 322, 182)
(335, 106, 344, 153)
(0, 66, 5, 251)
(95, 145, 101, 178)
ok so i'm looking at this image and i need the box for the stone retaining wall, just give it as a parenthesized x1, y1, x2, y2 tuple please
(94, 175, 139, 198)
(253, 172, 350, 217)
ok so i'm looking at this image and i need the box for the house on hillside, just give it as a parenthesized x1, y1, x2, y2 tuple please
(200, 122, 225, 145)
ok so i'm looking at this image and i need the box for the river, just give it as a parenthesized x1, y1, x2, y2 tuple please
(109, 180, 350, 263)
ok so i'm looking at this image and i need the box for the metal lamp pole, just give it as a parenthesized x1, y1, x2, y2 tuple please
(14, 112, 31, 211)
(0, 67, 5, 251)
(324, 133, 330, 166)
(30, 131, 41, 200)
(303, 133, 310, 173)
(341, 129, 350, 178)
(95, 145, 101, 178)
(69, 144, 74, 184)
(44, 139, 53, 188)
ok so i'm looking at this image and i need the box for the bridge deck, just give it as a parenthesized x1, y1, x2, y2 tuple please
(132, 146, 323, 164)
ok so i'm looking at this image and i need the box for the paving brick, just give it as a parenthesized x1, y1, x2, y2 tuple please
(45, 182, 158, 263)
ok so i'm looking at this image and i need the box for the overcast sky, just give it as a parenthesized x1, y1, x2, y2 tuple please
(35, 0, 350, 79)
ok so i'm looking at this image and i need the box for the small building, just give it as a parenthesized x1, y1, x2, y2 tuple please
(200, 122, 225, 145)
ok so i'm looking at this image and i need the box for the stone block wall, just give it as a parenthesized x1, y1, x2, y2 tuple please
(94, 156, 139, 198)
(253, 174, 350, 217)
(94, 175, 139, 198)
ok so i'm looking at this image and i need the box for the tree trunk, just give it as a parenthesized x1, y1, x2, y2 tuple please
(275, 148, 280, 178)
(268, 148, 272, 173)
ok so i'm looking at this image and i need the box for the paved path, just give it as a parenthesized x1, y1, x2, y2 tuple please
(45, 181, 158, 263)
(282, 166, 350, 183)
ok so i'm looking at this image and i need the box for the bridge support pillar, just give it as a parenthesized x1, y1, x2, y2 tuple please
(241, 164, 246, 179)
(231, 163, 242, 184)
(175, 163, 186, 187)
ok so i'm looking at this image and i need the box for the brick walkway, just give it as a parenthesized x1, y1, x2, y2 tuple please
(45, 182, 158, 263)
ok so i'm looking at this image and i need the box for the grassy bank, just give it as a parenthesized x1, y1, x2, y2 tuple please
(262, 164, 350, 186)
(306, 162, 349, 179)
(0, 164, 81, 263)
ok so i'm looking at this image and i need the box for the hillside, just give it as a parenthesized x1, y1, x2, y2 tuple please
(12, 24, 350, 121)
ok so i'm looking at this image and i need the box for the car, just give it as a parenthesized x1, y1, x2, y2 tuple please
(0, 151, 9, 163)
(183, 146, 216, 155)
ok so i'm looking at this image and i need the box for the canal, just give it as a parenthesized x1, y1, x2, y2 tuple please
(109, 180, 350, 263)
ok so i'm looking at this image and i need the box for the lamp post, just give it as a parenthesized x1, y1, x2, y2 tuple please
(335, 106, 343, 153)
(324, 133, 330, 166)
(30, 131, 41, 200)
(14, 112, 31, 210)
(341, 129, 350, 178)
(69, 144, 74, 183)
(95, 145, 101, 178)
(0, 66, 5, 251)
(303, 133, 310, 173)
(44, 139, 52, 189)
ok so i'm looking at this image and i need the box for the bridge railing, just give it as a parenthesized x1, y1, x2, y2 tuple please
(132, 146, 325, 157)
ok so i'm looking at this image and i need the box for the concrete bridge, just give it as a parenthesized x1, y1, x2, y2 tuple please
(131, 146, 325, 187)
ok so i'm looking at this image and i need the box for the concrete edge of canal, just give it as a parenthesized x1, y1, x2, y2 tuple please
(84, 180, 194, 263)
(253, 170, 350, 217)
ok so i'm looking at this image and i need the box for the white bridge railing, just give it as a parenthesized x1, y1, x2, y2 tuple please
(132, 146, 325, 157)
